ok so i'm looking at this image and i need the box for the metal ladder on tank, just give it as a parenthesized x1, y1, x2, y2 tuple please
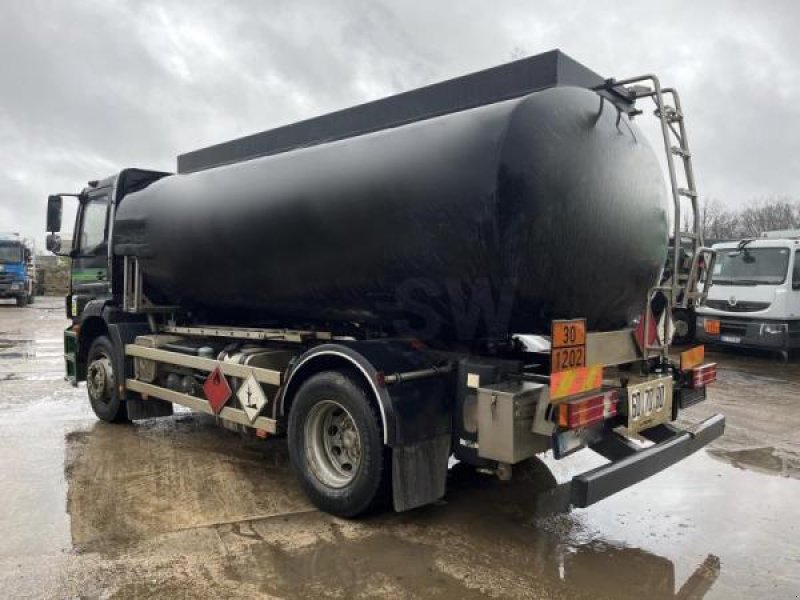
(597, 75, 716, 356)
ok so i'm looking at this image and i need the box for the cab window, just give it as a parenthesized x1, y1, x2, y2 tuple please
(80, 197, 109, 254)
(793, 250, 800, 288)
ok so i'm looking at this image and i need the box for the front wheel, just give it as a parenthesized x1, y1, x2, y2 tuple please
(86, 336, 128, 423)
(15, 295, 27, 307)
(288, 371, 389, 517)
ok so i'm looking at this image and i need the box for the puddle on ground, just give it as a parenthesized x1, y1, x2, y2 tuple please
(61, 417, 729, 599)
(707, 446, 800, 479)
(212, 481, 722, 599)
(64, 414, 312, 554)
(0, 338, 35, 359)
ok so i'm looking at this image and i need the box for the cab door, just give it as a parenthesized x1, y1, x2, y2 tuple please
(71, 187, 112, 314)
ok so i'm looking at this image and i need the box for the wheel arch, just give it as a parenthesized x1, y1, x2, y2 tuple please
(77, 316, 109, 365)
(279, 345, 393, 445)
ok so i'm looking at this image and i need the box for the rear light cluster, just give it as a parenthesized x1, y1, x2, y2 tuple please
(691, 363, 717, 388)
(557, 389, 618, 430)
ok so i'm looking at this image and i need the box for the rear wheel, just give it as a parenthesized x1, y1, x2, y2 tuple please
(288, 370, 389, 517)
(86, 336, 127, 423)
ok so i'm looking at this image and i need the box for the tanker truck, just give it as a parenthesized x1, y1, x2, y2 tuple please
(45, 50, 723, 517)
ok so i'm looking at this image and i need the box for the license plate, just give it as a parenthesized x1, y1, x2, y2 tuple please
(704, 319, 720, 335)
(720, 335, 741, 344)
(626, 376, 673, 434)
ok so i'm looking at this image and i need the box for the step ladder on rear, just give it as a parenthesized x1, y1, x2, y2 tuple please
(596, 75, 716, 355)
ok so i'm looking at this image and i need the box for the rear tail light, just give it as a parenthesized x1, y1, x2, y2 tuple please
(557, 389, 618, 430)
(691, 363, 717, 388)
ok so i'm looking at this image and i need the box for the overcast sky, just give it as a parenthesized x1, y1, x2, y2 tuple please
(2, 0, 799, 249)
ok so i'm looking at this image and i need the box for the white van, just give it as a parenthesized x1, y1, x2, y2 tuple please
(696, 235, 800, 354)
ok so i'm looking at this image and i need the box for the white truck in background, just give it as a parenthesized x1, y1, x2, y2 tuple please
(696, 231, 800, 358)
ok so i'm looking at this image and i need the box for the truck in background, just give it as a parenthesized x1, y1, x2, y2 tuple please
(696, 231, 800, 358)
(44, 51, 723, 517)
(0, 233, 36, 306)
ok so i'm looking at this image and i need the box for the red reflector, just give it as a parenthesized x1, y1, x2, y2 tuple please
(691, 363, 717, 388)
(634, 309, 659, 351)
(557, 390, 618, 430)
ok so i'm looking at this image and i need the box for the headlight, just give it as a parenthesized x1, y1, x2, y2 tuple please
(760, 323, 787, 335)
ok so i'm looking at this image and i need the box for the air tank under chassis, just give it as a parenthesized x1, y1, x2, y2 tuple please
(114, 86, 669, 342)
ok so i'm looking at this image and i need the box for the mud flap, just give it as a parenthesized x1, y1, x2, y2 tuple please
(392, 433, 451, 512)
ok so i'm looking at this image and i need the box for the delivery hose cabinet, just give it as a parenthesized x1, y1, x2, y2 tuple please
(44, 50, 724, 517)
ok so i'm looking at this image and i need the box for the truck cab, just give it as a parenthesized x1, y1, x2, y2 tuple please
(696, 236, 800, 355)
(45, 169, 171, 382)
(0, 233, 35, 306)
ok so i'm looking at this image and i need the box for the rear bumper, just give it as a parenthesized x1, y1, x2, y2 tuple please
(571, 414, 725, 508)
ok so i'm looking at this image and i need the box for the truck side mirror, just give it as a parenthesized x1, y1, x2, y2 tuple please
(46, 233, 62, 254)
(47, 195, 63, 233)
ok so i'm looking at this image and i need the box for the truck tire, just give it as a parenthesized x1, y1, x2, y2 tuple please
(288, 370, 389, 517)
(671, 309, 695, 346)
(15, 295, 27, 307)
(86, 336, 128, 423)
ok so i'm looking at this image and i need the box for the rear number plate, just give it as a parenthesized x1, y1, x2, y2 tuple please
(720, 335, 741, 344)
(626, 376, 673, 434)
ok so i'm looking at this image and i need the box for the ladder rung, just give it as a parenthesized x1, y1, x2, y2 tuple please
(678, 188, 697, 198)
(671, 146, 691, 158)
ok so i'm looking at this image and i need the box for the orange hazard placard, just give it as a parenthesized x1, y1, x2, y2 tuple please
(552, 346, 587, 373)
(550, 365, 603, 401)
(680, 345, 705, 371)
(551, 319, 587, 374)
(552, 319, 586, 349)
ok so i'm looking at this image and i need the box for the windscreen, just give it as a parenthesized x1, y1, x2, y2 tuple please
(712, 247, 790, 285)
(0, 243, 21, 263)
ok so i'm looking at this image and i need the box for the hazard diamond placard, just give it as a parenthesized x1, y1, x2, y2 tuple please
(237, 373, 267, 423)
(204, 366, 232, 414)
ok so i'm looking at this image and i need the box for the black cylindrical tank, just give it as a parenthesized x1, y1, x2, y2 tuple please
(114, 86, 668, 342)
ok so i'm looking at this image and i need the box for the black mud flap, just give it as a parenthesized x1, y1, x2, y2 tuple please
(392, 434, 451, 512)
(571, 414, 725, 508)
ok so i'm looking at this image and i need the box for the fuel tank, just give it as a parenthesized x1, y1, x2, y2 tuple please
(114, 86, 669, 342)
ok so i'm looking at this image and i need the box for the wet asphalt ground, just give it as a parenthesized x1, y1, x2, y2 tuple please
(0, 298, 798, 599)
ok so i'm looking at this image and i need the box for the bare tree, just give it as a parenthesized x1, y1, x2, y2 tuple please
(698, 197, 741, 242)
(739, 197, 800, 237)
(695, 196, 800, 241)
